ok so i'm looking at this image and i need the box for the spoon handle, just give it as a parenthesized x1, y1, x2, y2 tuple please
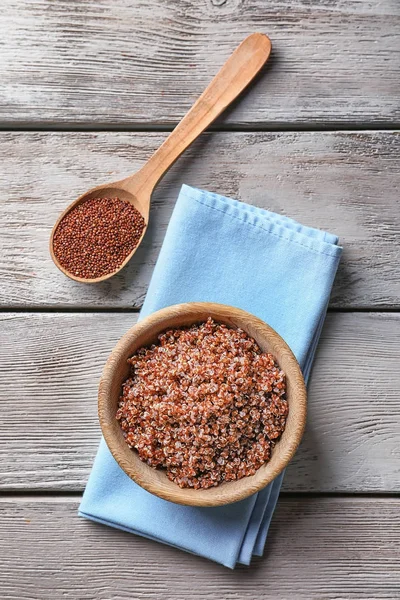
(129, 33, 271, 194)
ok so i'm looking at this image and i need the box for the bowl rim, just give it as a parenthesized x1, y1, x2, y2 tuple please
(98, 302, 307, 506)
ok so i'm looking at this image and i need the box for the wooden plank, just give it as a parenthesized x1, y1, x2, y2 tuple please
(1, 0, 399, 127)
(1, 496, 399, 599)
(1, 131, 399, 309)
(0, 311, 399, 493)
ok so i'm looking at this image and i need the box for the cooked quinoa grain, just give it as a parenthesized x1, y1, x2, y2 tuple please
(117, 318, 288, 489)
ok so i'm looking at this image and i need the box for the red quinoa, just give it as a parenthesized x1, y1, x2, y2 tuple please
(117, 318, 288, 489)
(53, 197, 145, 279)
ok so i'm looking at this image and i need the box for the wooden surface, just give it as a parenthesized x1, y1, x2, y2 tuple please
(1, 496, 399, 599)
(1, 0, 400, 597)
(1, 1, 399, 127)
(1, 131, 399, 309)
(1, 311, 399, 494)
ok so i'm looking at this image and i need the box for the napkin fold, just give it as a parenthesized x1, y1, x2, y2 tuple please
(79, 184, 342, 568)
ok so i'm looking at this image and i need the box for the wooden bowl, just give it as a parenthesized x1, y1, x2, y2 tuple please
(98, 302, 307, 506)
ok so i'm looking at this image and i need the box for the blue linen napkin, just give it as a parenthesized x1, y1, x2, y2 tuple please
(79, 184, 342, 568)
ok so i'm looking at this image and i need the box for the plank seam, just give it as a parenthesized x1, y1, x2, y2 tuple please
(0, 123, 399, 133)
(0, 491, 398, 499)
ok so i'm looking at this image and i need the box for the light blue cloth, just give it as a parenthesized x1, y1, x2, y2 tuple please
(79, 184, 342, 568)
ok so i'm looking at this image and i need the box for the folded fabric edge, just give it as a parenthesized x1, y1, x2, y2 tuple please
(253, 471, 285, 556)
(78, 510, 238, 569)
(237, 485, 273, 565)
(180, 184, 341, 255)
(251, 303, 332, 558)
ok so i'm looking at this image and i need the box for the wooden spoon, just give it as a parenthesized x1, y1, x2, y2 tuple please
(50, 33, 272, 283)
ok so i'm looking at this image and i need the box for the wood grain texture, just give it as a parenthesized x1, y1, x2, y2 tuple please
(1, 496, 399, 599)
(1, 131, 399, 309)
(1, 0, 399, 127)
(0, 311, 399, 493)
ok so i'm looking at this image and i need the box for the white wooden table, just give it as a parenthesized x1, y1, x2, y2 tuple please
(1, 1, 399, 598)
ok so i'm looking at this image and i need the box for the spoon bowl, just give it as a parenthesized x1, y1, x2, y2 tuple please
(50, 182, 149, 283)
(50, 33, 272, 283)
